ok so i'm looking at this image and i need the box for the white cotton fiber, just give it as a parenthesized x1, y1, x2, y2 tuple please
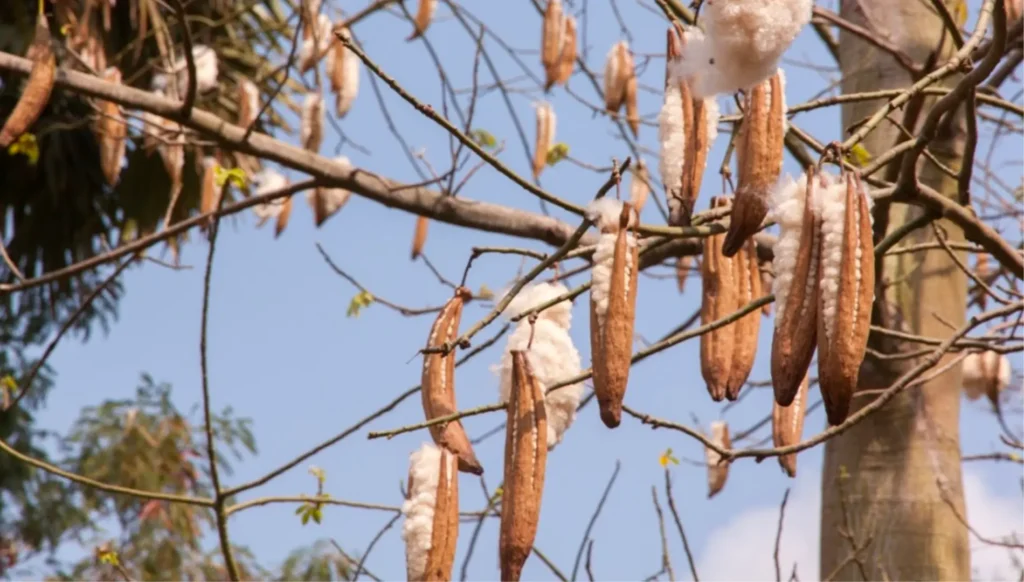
(962, 351, 1012, 401)
(586, 199, 636, 325)
(401, 442, 453, 581)
(816, 178, 848, 342)
(658, 80, 686, 195)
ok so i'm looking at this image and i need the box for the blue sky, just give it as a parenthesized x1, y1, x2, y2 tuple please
(23, 0, 1024, 579)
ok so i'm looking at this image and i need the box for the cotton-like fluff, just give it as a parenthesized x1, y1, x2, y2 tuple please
(151, 45, 219, 98)
(401, 442, 456, 581)
(305, 156, 354, 224)
(657, 79, 685, 196)
(493, 282, 583, 449)
(816, 174, 873, 343)
(238, 80, 260, 128)
(587, 198, 637, 327)
(962, 350, 1013, 401)
(678, 0, 811, 98)
(769, 173, 812, 324)
(251, 169, 290, 222)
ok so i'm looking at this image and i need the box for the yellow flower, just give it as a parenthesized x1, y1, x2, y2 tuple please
(658, 447, 680, 468)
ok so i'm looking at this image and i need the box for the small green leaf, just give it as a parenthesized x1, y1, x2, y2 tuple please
(1, 375, 17, 394)
(546, 143, 569, 166)
(97, 550, 120, 567)
(469, 129, 497, 149)
(347, 290, 375, 318)
(659, 447, 679, 468)
(309, 465, 326, 485)
(294, 505, 305, 515)
(311, 507, 323, 524)
(214, 166, 248, 189)
(301, 510, 310, 525)
(846, 144, 872, 168)
(8, 133, 39, 165)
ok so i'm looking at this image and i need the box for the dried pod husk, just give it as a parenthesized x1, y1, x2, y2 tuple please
(422, 287, 484, 474)
(301, 92, 325, 153)
(972, 252, 992, 310)
(1008, 0, 1023, 23)
(237, 80, 260, 128)
(705, 420, 731, 498)
(962, 350, 1012, 407)
(494, 282, 583, 450)
(198, 156, 220, 234)
(700, 196, 737, 402)
(629, 160, 650, 215)
(532, 101, 555, 180)
(96, 67, 127, 186)
(301, 0, 323, 40)
(770, 171, 823, 406)
(411, 215, 430, 260)
(587, 199, 639, 428)
(554, 15, 577, 86)
(401, 443, 459, 582)
(0, 19, 55, 148)
(274, 195, 293, 238)
(305, 156, 353, 227)
(299, 14, 332, 73)
(675, 255, 695, 293)
(499, 351, 549, 581)
(816, 173, 875, 426)
(327, 29, 360, 117)
(772, 373, 808, 477)
(624, 73, 640, 138)
(407, 0, 438, 41)
(725, 236, 763, 400)
(541, 0, 565, 90)
(723, 70, 786, 256)
(603, 41, 632, 113)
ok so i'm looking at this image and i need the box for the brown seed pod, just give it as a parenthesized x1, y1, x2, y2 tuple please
(300, 92, 324, 153)
(402, 443, 459, 582)
(725, 236, 763, 401)
(706, 420, 731, 498)
(629, 159, 650, 215)
(700, 197, 738, 402)
(675, 255, 696, 294)
(237, 80, 260, 128)
(603, 41, 632, 113)
(96, 67, 127, 186)
(411, 215, 430, 260)
(532, 101, 555, 180)
(407, 0, 438, 41)
(0, 19, 55, 148)
(327, 29, 359, 117)
(816, 173, 874, 426)
(499, 351, 549, 582)
(771, 171, 822, 407)
(772, 373, 808, 478)
(589, 201, 640, 428)
(723, 70, 786, 256)
(274, 195, 293, 238)
(541, 0, 564, 90)
(759, 263, 774, 317)
(422, 287, 484, 474)
(198, 156, 220, 234)
(554, 15, 577, 86)
(624, 73, 640, 138)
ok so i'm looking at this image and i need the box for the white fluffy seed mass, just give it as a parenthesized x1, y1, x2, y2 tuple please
(658, 80, 685, 195)
(493, 282, 584, 449)
(151, 45, 219, 98)
(768, 173, 809, 325)
(679, 0, 812, 98)
(962, 351, 1013, 401)
(401, 443, 454, 582)
(816, 178, 848, 342)
(587, 199, 637, 326)
(251, 169, 290, 221)
(305, 156, 353, 213)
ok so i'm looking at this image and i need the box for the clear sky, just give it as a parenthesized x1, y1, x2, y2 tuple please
(24, 1, 1024, 580)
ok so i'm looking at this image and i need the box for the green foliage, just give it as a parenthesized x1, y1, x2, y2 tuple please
(347, 290, 375, 318)
(469, 128, 498, 149)
(546, 143, 570, 166)
(277, 539, 355, 581)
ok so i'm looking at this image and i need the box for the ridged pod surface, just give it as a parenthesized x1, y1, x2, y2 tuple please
(1, 19, 55, 148)
(700, 197, 737, 402)
(401, 443, 459, 582)
(772, 373, 808, 477)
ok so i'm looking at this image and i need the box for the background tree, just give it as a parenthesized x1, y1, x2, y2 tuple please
(0, 0, 1021, 580)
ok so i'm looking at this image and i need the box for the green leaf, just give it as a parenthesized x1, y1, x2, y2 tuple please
(309, 465, 326, 485)
(546, 143, 569, 166)
(7, 132, 39, 165)
(311, 507, 322, 524)
(469, 129, 497, 149)
(846, 144, 872, 168)
(301, 510, 310, 525)
(346, 290, 375, 318)
(214, 166, 248, 189)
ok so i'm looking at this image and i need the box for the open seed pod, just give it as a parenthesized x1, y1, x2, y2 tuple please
(401, 443, 459, 582)
(770, 170, 824, 407)
(604, 41, 633, 114)
(706, 420, 731, 498)
(554, 15, 578, 86)
(422, 287, 484, 474)
(587, 199, 640, 428)
(1, 17, 55, 148)
(299, 13, 332, 73)
(499, 351, 549, 581)
(700, 196, 737, 402)
(532, 101, 555, 180)
(723, 70, 786, 257)
(407, 0, 438, 41)
(300, 92, 325, 153)
(725, 236, 763, 400)
(238, 79, 260, 128)
(659, 26, 720, 227)
(541, 0, 565, 90)
(772, 373, 809, 477)
(96, 67, 127, 186)
(816, 173, 875, 426)
(629, 159, 651, 215)
(305, 156, 353, 227)
(962, 350, 1012, 410)
(327, 29, 360, 117)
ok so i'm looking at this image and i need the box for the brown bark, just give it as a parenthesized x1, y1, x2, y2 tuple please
(820, 1, 970, 580)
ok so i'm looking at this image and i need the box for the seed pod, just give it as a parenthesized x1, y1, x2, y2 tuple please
(770, 171, 823, 407)
(274, 195, 293, 238)
(675, 255, 694, 293)
(251, 169, 292, 237)
(499, 351, 549, 581)
(422, 287, 484, 474)
(401, 443, 459, 582)
(587, 199, 639, 428)
(199, 156, 220, 233)
(759, 263, 774, 317)
(725, 236, 763, 400)
(0, 19, 55, 148)
(300, 92, 324, 153)
(603, 41, 633, 114)
(1008, 0, 1023, 23)
(973, 252, 992, 310)
(772, 373, 808, 478)
(816, 173, 875, 426)
(629, 159, 650, 215)
(700, 196, 737, 402)
(706, 420, 730, 498)
(554, 15, 577, 86)
(327, 29, 360, 117)
(532, 101, 555, 180)
(96, 67, 127, 186)
(962, 350, 1012, 407)
(723, 70, 786, 257)
(237, 80, 260, 128)
(299, 14, 332, 73)
(407, 0, 438, 41)
(541, 0, 564, 90)
(411, 215, 430, 260)
(305, 156, 353, 227)
(301, 0, 323, 40)
(624, 73, 640, 138)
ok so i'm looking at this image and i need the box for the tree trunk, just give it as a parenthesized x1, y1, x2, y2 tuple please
(820, 1, 970, 580)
